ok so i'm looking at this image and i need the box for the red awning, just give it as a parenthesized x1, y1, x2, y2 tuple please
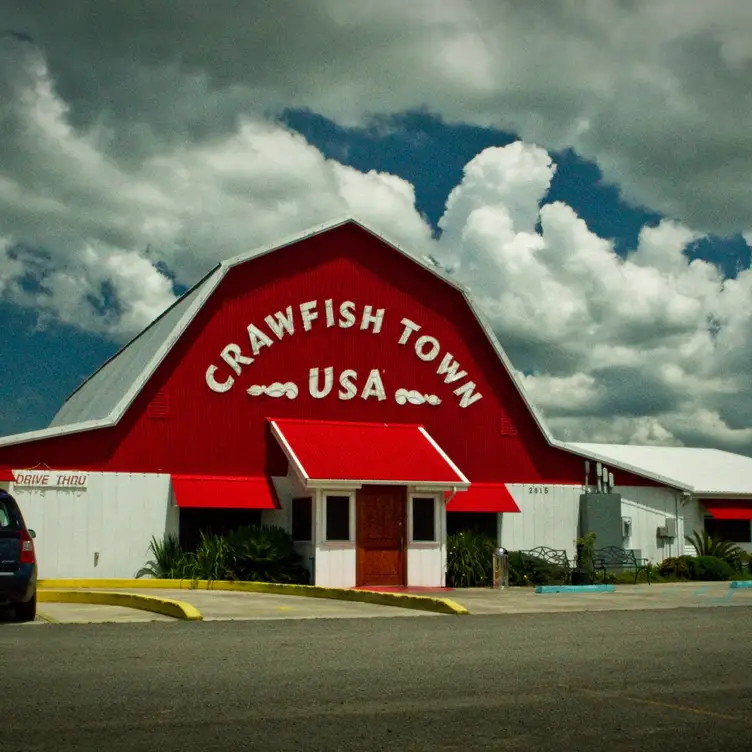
(171, 475, 280, 510)
(702, 499, 752, 520)
(445, 483, 521, 513)
(0, 468, 14, 482)
(268, 418, 469, 488)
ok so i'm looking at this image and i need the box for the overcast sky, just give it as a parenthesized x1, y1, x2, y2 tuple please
(2, 0, 752, 454)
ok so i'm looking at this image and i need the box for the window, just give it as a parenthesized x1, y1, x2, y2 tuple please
(325, 495, 351, 542)
(291, 497, 313, 542)
(0, 500, 18, 530)
(705, 518, 751, 543)
(446, 511, 498, 539)
(411, 497, 437, 542)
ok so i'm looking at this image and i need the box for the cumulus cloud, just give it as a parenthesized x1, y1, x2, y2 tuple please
(0, 36, 431, 337)
(3, 0, 752, 234)
(3, 28, 752, 454)
(433, 141, 752, 453)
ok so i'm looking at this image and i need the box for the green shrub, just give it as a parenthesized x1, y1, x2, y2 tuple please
(518, 554, 569, 586)
(191, 531, 233, 581)
(446, 531, 495, 587)
(136, 525, 309, 584)
(224, 524, 309, 584)
(507, 551, 527, 586)
(136, 534, 193, 579)
(685, 530, 745, 569)
(689, 555, 733, 581)
(659, 556, 694, 579)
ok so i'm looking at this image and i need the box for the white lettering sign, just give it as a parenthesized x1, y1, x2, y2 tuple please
(205, 299, 483, 408)
(12, 471, 89, 490)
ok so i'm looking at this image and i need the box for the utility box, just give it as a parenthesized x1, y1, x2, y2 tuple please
(621, 516, 632, 539)
(657, 517, 678, 539)
(579, 493, 624, 549)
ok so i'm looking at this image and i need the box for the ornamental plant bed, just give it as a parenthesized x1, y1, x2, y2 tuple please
(136, 525, 310, 584)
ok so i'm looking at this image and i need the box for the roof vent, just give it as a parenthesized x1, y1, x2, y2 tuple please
(147, 390, 170, 420)
(500, 409, 517, 436)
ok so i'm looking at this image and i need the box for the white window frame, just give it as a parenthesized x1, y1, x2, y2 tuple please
(408, 493, 440, 545)
(322, 491, 355, 545)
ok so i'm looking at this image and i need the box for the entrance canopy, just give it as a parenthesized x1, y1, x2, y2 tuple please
(702, 499, 752, 520)
(171, 475, 280, 509)
(269, 418, 469, 490)
(445, 483, 520, 513)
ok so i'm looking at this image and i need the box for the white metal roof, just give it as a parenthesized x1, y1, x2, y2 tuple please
(49, 274, 219, 428)
(564, 442, 752, 497)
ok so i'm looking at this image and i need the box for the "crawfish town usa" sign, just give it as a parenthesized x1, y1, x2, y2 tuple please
(205, 298, 483, 409)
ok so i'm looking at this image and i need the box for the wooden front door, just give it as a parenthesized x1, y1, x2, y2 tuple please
(356, 485, 406, 587)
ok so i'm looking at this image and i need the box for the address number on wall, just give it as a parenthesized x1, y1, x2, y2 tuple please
(527, 486, 550, 494)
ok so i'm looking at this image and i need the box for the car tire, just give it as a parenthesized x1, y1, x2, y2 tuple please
(15, 594, 37, 623)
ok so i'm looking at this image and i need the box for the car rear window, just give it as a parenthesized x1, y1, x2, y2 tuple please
(0, 499, 20, 530)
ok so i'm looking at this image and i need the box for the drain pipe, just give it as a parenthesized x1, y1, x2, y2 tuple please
(445, 485, 459, 505)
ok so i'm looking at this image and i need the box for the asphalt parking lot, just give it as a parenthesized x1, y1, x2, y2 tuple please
(1, 605, 750, 751)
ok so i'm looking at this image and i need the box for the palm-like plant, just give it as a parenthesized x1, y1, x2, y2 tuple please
(136, 534, 191, 579)
(446, 531, 496, 587)
(191, 531, 233, 581)
(685, 530, 744, 569)
(224, 524, 308, 583)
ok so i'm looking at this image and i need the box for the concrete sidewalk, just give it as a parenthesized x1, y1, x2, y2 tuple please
(43, 587, 439, 621)
(6, 581, 751, 625)
(448, 581, 752, 614)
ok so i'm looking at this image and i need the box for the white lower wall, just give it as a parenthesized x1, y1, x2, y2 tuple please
(314, 490, 356, 588)
(9, 473, 176, 579)
(618, 486, 682, 563)
(500, 483, 695, 566)
(406, 496, 446, 587)
(682, 498, 704, 555)
(501, 484, 582, 559)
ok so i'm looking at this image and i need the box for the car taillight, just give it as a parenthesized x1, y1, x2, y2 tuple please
(19, 530, 35, 564)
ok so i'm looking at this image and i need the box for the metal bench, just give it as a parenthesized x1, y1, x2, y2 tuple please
(593, 546, 650, 584)
(515, 546, 571, 585)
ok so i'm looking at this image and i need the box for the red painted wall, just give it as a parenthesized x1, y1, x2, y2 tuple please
(0, 223, 654, 487)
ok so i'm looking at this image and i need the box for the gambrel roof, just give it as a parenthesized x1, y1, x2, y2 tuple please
(1, 217, 553, 446)
(2, 216, 752, 498)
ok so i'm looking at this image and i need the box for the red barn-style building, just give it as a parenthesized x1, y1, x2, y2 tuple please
(2, 218, 752, 585)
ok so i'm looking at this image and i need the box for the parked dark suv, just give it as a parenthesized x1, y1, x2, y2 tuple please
(0, 490, 37, 622)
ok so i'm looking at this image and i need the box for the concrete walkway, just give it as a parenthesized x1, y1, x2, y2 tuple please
(448, 581, 752, 614)
(6, 581, 751, 625)
(48, 587, 439, 621)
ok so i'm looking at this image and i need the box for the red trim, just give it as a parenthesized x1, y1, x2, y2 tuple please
(0, 468, 14, 482)
(446, 483, 521, 513)
(269, 418, 467, 485)
(171, 475, 280, 510)
(702, 499, 752, 520)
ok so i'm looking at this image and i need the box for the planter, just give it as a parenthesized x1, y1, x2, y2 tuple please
(571, 570, 590, 586)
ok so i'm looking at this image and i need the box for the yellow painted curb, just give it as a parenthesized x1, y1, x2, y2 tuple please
(39, 579, 470, 615)
(37, 589, 203, 621)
